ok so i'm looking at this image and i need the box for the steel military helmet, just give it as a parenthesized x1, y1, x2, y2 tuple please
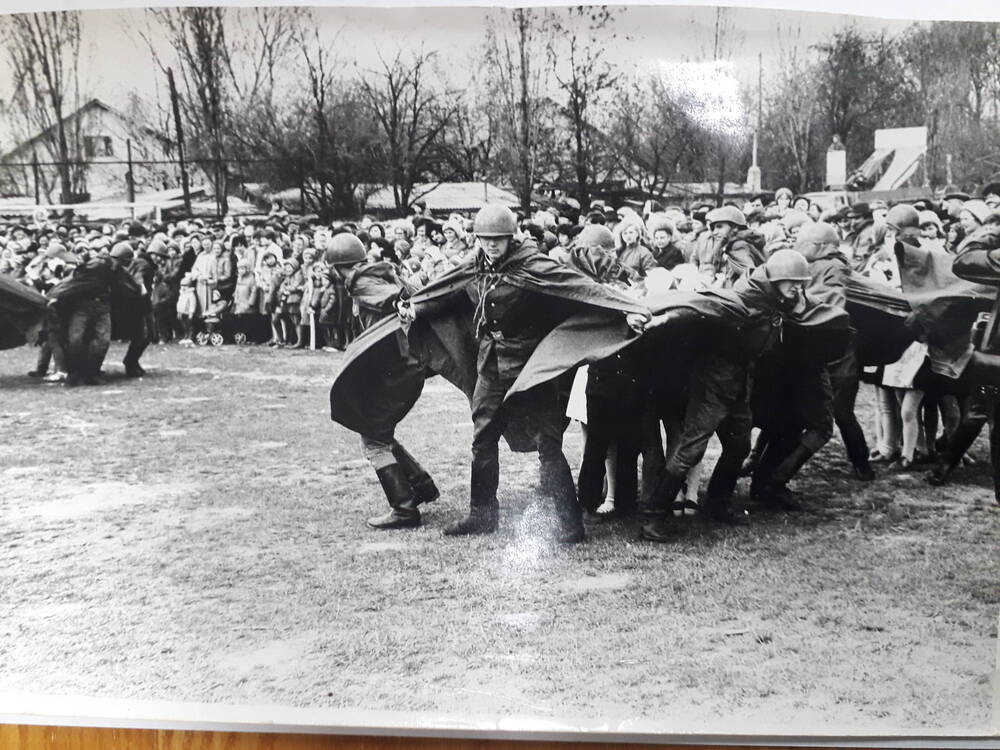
(473, 204, 517, 237)
(796, 221, 840, 246)
(885, 203, 921, 231)
(706, 205, 747, 229)
(573, 224, 616, 251)
(110, 241, 134, 265)
(766, 248, 812, 282)
(323, 233, 366, 266)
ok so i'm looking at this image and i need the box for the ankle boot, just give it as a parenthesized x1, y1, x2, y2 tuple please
(443, 508, 498, 536)
(702, 494, 750, 525)
(445, 456, 500, 536)
(639, 471, 686, 542)
(367, 464, 420, 529)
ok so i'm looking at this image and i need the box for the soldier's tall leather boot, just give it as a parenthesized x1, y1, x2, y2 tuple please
(754, 444, 815, 512)
(392, 443, 440, 506)
(444, 457, 499, 536)
(539, 447, 585, 544)
(366, 463, 421, 529)
(702, 463, 749, 526)
(640, 471, 686, 543)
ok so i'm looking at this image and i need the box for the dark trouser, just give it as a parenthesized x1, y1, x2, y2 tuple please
(939, 388, 1000, 496)
(35, 312, 67, 374)
(661, 361, 752, 508)
(753, 368, 834, 488)
(64, 298, 111, 378)
(829, 349, 870, 469)
(153, 305, 176, 342)
(318, 323, 340, 349)
(639, 412, 666, 507)
(124, 310, 155, 368)
(470, 357, 579, 530)
(578, 395, 642, 513)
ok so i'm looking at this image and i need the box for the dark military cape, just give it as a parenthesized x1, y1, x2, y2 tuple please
(329, 241, 648, 451)
(895, 234, 997, 378)
(510, 264, 853, 408)
(0, 274, 47, 350)
(47, 257, 145, 341)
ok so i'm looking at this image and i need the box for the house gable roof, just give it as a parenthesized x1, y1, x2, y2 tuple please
(0, 97, 171, 161)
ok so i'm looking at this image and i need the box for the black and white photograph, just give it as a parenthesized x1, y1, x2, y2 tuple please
(0, 0, 997, 740)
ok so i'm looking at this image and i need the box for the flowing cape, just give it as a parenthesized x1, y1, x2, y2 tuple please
(329, 242, 648, 452)
(843, 275, 914, 367)
(0, 275, 47, 350)
(510, 266, 853, 399)
(896, 240, 996, 378)
(328, 315, 427, 443)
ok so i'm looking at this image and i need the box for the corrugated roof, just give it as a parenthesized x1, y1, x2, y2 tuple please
(365, 182, 519, 212)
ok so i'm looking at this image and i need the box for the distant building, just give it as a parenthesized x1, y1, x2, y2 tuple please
(0, 98, 189, 204)
(364, 182, 520, 218)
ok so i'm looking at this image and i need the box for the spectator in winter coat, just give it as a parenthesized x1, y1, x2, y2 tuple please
(175, 273, 198, 344)
(440, 222, 468, 261)
(233, 259, 259, 315)
(274, 258, 304, 347)
(614, 220, 657, 277)
(211, 240, 236, 300)
(646, 215, 686, 271)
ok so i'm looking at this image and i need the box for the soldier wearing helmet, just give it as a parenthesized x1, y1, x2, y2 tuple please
(705, 205, 767, 288)
(396, 204, 648, 543)
(639, 246, 850, 541)
(47, 246, 141, 386)
(926, 227, 1000, 505)
(329, 229, 442, 532)
(111, 240, 158, 377)
(323, 231, 368, 350)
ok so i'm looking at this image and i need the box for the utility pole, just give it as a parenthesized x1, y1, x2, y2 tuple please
(126, 139, 135, 212)
(167, 68, 191, 215)
(31, 151, 40, 204)
(747, 52, 762, 193)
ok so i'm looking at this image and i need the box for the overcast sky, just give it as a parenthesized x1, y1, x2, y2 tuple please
(80, 5, 915, 101)
(0, 4, 923, 148)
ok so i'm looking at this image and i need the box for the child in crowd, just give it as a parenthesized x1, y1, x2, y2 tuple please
(232, 259, 259, 343)
(313, 270, 339, 351)
(256, 247, 283, 344)
(176, 273, 198, 345)
(201, 289, 231, 343)
(275, 258, 304, 347)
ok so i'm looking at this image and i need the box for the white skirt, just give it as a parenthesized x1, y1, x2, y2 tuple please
(881, 341, 928, 389)
(566, 366, 589, 423)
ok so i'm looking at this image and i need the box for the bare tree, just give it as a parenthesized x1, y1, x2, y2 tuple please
(358, 49, 457, 213)
(438, 80, 501, 183)
(608, 74, 702, 200)
(482, 8, 555, 213)
(289, 17, 380, 217)
(549, 6, 622, 210)
(765, 29, 822, 192)
(136, 7, 299, 215)
(1, 11, 85, 204)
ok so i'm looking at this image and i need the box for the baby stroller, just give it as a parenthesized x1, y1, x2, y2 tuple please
(197, 292, 237, 346)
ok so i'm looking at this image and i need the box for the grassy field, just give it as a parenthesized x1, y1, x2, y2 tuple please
(0, 341, 997, 736)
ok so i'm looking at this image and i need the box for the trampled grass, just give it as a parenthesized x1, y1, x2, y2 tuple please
(0, 342, 996, 734)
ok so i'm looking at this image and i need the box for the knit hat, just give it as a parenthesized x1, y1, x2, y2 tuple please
(962, 200, 992, 225)
(918, 211, 942, 228)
